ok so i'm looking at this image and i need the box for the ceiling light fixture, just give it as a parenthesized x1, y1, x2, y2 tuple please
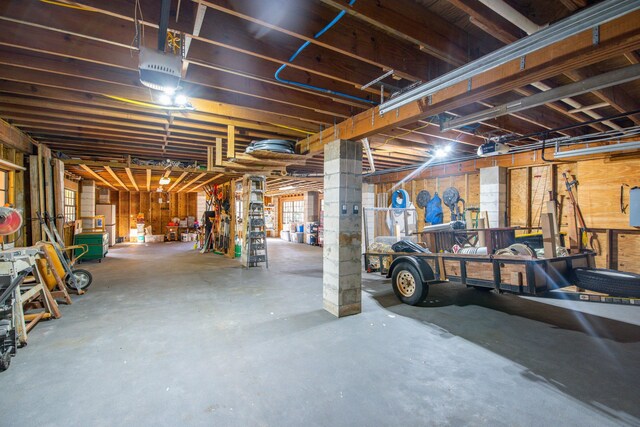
(159, 177, 171, 185)
(158, 94, 172, 105)
(174, 94, 188, 106)
(279, 185, 295, 191)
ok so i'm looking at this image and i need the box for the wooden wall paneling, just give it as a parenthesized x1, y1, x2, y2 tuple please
(150, 193, 161, 236)
(43, 151, 54, 219)
(178, 192, 188, 218)
(52, 159, 65, 234)
(555, 162, 577, 233)
(530, 165, 552, 228)
(14, 153, 25, 246)
(586, 230, 609, 269)
(617, 233, 640, 274)
(188, 192, 197, 217)
(140, 191, 151, 225)
(467, 173, 480, 207)
(578, 158, 640, 229)
(130, 192, 140, 231)
(29, 155, 41, 244)
(169, 193, 178, 218)
(508, 168, 528, 230)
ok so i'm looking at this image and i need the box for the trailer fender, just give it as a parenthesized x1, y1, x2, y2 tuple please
(387, 255, 435, 284)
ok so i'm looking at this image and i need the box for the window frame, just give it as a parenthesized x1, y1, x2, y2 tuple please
(64, 188, 77, 223)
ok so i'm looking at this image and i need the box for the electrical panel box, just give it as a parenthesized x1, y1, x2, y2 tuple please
(630, 187, 640, 227)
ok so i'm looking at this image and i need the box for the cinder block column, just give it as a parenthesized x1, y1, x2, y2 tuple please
(323, 139, 362, 317)
(80, 180, 96, 230)
(480, 166, 507, 227)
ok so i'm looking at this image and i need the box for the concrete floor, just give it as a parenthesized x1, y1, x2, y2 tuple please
(1, 239, 639, 426)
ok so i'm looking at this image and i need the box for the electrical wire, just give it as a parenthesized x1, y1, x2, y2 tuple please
(274, 0, 377, 106)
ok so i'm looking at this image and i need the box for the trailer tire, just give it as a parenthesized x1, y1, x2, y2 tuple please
(392, 262, 429, 305)
(472, 286, 492, 292)
(573, 268, 640, 298)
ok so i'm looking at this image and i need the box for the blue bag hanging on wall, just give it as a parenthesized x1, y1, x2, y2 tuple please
(425, 193, 444, 225)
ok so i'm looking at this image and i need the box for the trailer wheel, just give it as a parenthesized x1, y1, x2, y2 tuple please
(392, 263, 429, 305)
(574, 268, 640, 298)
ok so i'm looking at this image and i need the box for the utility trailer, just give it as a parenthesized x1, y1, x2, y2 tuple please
(365, 251, 640, 306)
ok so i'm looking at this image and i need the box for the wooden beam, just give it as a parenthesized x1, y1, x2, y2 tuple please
(146, 169, 151, 192)
(167, 171, 188, 192)
(207, 146, 214, 171)
(177, 173, 207, 193)
(104, 165, 129, 191)
(29, 155, 42, 243)
(449, 0, 524, 44)
(227, 125, 235, 159)
(0, 80, 316, 136)
(79, 164, 117, 190)
(215, 137, 223, 166)
(125, 167, 139, 191)
(189, 174, 224, 192)
(0, 117, 36, 153)
(565, 67, 640, 126)
(64, 159, 226, 173)
(317, 0, 469, 66)
(298, 10, 640, 154)
(197, 0, 451, 81)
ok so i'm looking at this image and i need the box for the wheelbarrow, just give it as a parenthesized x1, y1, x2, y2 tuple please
(35, 241, 93, 293)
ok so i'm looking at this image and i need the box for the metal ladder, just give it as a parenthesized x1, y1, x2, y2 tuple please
(246, 176, 268, 268)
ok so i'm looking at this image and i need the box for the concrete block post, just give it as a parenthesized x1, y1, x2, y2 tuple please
(80, 180, 96, 230)
(479, 166, 507, 228)
(323, 139, 362, 317)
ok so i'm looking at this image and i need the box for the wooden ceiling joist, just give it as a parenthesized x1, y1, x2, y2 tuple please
(177, 173, 207, 193)
(104, 165, 129, 191)
(125, 167, 139, 191)
(167, 172, 189, 192)
(299, 10, 640, 153)
(79, 164, 117, 190)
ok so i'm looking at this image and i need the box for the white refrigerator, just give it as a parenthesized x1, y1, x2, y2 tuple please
(96, 204, 117, 246)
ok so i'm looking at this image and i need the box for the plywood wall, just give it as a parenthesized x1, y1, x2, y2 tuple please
(375, 172, 480, 231)
(577, 157, 640, 229)
(109, 191, 198, 239)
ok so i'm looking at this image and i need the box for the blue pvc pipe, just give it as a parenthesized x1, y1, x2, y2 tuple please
(274, 0, 377, 105)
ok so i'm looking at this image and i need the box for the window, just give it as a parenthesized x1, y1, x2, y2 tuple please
(0, 171, 7, 206)
(282, 200, 304, 224)
(64, 189, 76, 223)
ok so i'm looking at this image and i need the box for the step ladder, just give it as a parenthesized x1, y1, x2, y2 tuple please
(244, 176, 268, 268)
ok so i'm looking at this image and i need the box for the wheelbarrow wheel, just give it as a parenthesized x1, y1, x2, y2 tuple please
(65, 269, 93, 291)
